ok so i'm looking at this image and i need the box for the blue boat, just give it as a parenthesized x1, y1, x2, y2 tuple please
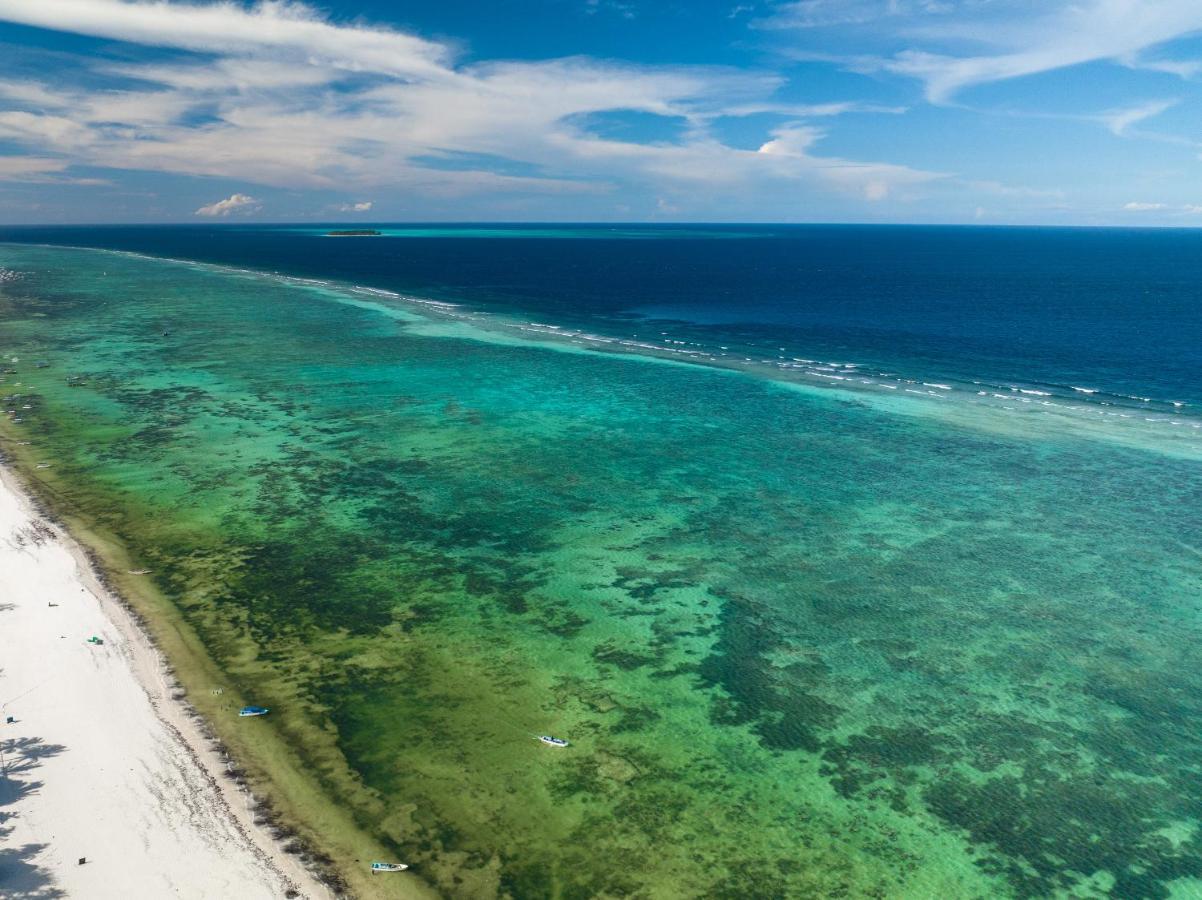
(371, 862, 409, 873)
(239, 706, 270, 717)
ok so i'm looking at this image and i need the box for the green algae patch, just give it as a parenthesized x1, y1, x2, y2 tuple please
(3, 243, 1202, 898)
(0, 437, 434, 900)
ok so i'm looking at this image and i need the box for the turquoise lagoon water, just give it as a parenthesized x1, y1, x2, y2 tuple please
(1, 237, 1201, 898)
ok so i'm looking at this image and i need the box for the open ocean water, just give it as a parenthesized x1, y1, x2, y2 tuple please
(1, 225, 1200, 898)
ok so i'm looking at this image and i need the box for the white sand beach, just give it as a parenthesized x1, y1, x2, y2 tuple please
(0, 466, 325, 899)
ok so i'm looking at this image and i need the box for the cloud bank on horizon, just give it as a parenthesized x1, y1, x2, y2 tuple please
(195, 192, 259, 216)
(0, 0, 1199, 223)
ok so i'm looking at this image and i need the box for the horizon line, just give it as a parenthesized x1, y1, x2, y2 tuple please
(3, 220, 1202, 231)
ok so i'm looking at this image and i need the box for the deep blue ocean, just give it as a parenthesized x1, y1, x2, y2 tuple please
(2, 224, 1199, 415)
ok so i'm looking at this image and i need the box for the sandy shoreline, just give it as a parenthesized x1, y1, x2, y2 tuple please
(0, 462, 330, 899)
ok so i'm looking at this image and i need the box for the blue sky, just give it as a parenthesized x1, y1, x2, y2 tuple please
(0, 0, 1200, 224)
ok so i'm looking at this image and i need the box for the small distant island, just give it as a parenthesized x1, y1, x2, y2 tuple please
(326, 229, 381, 237)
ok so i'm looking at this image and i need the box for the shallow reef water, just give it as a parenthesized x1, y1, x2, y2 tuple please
(2, 243, 1201, 898)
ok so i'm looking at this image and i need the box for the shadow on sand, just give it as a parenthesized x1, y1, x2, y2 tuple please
(0, 735, 68, 899)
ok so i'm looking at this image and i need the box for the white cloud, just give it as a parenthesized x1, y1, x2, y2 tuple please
(0, 155, 68, 180)
(0, 109, 94, 147)
(0, 0, 449, 79)
(863, 179, 889, 201)
(755, 123, 944, 199)
(763, 0, 953, 30)
(1097, 99, 1177, 136)
(964, 179, 1064, 200)
(0, 0, 941, 209)
(339, 201, 373, 212)
(770, 1, 1202, 102)
(0, 153, 110, 185)
(720, 100, 908, 118)
(195, 193, 260, 217)
(104, 59, 336, 92)
(1123, 201, 1202, 215)
(1120, 53, 1202, 78)
(756, 124, 824, 157)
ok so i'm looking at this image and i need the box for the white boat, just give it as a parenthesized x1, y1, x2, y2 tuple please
(538, 735, 569, 748)
(371, 862, 409, 873)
